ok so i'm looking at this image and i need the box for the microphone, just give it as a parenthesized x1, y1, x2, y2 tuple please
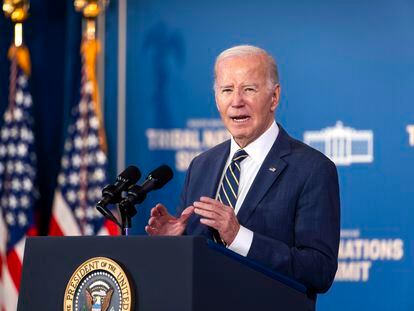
(119, 165, 173, 209)
(96, 165, 141, 223)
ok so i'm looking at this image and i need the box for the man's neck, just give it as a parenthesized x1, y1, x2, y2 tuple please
(233, 119, 276, 149)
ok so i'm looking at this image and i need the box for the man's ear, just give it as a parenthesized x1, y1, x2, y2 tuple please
(270, 84, 281, 112)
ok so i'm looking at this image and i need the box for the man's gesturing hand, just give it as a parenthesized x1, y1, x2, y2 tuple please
(145, 203, 194, 236)
(193, 196, 240, 245)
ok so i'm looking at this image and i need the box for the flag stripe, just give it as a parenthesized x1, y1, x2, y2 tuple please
(14, 239, 25, 264)
(6, 251, 21, 291)
(103, 219, 120, 236)
(2, 268, 18, 311)
(48, 216, 64, 236)
(51, 190, 82, 236)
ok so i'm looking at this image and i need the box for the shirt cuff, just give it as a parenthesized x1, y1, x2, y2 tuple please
(227, 225, 253, 257)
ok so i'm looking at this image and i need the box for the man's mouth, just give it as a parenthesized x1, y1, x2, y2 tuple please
(231, 115, 250, 123)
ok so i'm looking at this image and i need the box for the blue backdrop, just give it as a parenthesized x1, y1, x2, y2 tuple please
(102, 0, 414, 309)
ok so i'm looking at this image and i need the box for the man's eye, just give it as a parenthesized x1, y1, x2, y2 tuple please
(245, 87, 256, 92)
(222, 89, 232, 93)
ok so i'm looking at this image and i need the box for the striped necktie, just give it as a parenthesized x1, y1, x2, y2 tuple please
(213, 149, 248, 245)
(218, 149, 249, 209)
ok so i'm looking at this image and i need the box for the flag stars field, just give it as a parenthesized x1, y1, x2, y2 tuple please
(89, 116, 99, 129)
(15, 90, 24, 105)
(58, 174, 66, 186)
(20, 127, 33, 142)
(13, 108, 23, 121)
(71, 154, 82, 167)
(66, 190, 77, 203)
(23, 96, 31, 108)
(69, 173, 80, 185)
(93, 168, 105, 182)
(78, 100, 88, 114)
(8, 144, 16, 156)
(17, 143, 28, 157)
(75, 207, 86, 220)
(17, 75, 27, 86)
(74, 136, 83, 149)
(22, 178, 32, 191)
(87, 134, 98, 148)
(5, 212, 15, 225)
(84, 224, 94, 236)
(20, 195, 29, 208)
(9, 195, 18, 209)
(61, 156, 69, 168)
(11, 178, 21, 191)
(86, 208, 95, 220)
(15, 161, 24, 173)
(76, 118, 86, 131)
(17, 212, 27, 227)
(64, 141, 72, 152)
(96, 151, 106, 164)
(10, 127, 18, 138)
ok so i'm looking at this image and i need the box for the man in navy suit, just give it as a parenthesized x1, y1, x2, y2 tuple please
(146, 45, 340, 299)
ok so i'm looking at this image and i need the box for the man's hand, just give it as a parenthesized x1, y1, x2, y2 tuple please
(145, 203, 194, 236)
(193, 196, 240, 245)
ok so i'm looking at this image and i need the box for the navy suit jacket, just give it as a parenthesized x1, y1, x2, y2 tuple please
(178, 125, 340, 295)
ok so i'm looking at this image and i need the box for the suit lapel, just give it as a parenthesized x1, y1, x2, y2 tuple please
(237, 126, 292, 224)
(206, 141, 230, 198)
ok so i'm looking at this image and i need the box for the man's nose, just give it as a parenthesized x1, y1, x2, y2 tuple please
(231, 89, 245, 107)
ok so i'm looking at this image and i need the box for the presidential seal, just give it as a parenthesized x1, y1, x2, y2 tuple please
(64, 257, 133, 311)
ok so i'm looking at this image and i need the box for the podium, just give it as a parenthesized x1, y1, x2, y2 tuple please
(17, 236, 312, 310)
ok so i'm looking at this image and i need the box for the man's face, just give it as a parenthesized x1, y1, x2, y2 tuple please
(215, 54, 280, 148)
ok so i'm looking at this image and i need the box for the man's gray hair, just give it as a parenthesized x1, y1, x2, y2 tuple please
(214, 45, 279, 90)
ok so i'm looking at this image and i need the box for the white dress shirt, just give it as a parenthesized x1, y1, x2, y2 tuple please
(215, 121, 279, 256)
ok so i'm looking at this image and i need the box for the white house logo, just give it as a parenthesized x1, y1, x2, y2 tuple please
(303, 121, 374, 166)
(407, 124, 414, 146)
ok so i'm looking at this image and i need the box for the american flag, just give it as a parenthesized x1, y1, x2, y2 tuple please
(49, 40, 118, 236)
(0, 51, 38, 311)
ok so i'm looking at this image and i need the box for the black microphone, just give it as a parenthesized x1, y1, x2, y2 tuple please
(119, 165, 173, 209)
(96, 166, 141, 223)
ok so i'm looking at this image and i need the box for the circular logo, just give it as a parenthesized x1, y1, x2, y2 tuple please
(64, 257, 133, 311)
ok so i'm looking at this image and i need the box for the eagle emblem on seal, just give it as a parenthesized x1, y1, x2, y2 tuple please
(85, 281, 114, 311)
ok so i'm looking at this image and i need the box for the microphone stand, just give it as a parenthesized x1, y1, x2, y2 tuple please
(118, 202, 137, 236)
(119, 205, 127, 236)
(97, 183, 153, 236)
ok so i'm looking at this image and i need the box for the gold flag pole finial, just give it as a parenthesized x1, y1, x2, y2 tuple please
(3, 0, 30, 47)
(3, 0, 31, 76)
(74, 0, 109, 40)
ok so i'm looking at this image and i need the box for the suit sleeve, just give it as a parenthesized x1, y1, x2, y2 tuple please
(247, 159, 340, 293)
(177, 159, 195, 214)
